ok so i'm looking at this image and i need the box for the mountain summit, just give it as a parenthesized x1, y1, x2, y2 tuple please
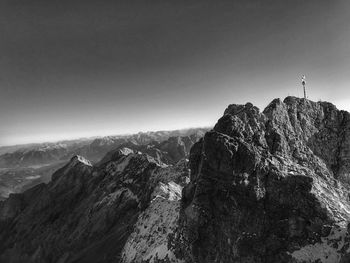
(1, 97, 350, 263)
(177, 96, 350, 263)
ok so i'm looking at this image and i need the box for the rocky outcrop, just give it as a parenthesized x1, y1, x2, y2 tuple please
(0, 151, 189, 263)
(176, 97, 350, 263)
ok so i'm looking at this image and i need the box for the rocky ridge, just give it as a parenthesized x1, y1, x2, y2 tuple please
(0, 150, 188, 262)
(0, 130, 204, 202)
(1, 97, 350, 263)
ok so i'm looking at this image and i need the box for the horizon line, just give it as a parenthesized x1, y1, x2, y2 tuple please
(0, 125, 213, 148)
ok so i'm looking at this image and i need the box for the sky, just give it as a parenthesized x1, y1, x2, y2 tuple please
(0, 0, 350, 146)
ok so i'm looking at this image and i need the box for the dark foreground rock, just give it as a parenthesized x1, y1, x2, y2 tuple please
(175, 97, 350, 263)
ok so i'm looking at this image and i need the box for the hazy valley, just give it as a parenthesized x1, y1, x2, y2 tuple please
(0, 128, 207, 201)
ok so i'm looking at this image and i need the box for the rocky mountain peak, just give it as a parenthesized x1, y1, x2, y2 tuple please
(177, 97, 350, 262)
(50, 155, 93, 183)
(0, 141, 188, 262)
(97, 147, 135, 166)
(69, 155, 93, 167)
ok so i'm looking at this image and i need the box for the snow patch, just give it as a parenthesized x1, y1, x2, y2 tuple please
(70, 155, 92, 167)
(144, 243, 181, 263)
(289, 224, 350, 263)
(311, 175, 350, 222)
(158, 181, 183, 201)
(121, 182, 184, 263)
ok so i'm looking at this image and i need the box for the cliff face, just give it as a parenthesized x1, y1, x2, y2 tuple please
(177, 97, 350, 263)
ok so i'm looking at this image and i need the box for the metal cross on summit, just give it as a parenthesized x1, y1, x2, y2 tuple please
(301, 75, 306, 99)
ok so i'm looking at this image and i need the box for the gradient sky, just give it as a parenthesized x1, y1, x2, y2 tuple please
(0, 0, 350, 146)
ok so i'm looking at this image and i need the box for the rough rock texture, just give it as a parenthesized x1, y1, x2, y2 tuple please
(2, 97, 350, 263)
(0, 152, 189, 263)
(176, 97, 350, 263)
(121, 164, 189, 263)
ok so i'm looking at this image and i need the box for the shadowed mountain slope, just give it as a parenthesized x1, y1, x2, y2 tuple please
(0, 151, 189, 262)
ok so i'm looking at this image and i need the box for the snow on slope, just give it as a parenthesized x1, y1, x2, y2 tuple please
(121, 181, 184, 263)
(289, 224, 350, 263)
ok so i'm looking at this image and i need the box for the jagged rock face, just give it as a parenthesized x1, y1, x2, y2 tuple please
(0, 152, 188, 263)
(121, 165, 189, 263)
(177, 97, 350, 263)
(101, 135, 202, 167)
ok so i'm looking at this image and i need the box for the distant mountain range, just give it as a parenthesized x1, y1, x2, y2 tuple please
(0, 128, 207, 200)
(0, 128, 208, 168)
